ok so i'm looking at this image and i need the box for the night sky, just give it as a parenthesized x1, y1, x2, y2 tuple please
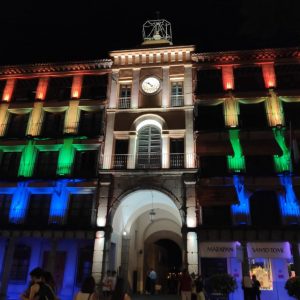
(1, 0, 300, 65)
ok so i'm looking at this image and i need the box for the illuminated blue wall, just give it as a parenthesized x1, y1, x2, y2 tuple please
(231, 175, 250, 225)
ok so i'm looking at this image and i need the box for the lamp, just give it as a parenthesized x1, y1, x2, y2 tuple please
(149, 191, 156, 223)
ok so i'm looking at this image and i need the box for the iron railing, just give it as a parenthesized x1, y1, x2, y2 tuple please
(171, 95, 184, 107)
(118, 97, 131, 109)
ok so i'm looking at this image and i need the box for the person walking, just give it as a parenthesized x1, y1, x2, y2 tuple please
(74, 276, 98, 300)
(194, 275, 205, 300)
(178, 269, 192, 300)
(252, 275, 261, 300)
(149, 268, 157, 295)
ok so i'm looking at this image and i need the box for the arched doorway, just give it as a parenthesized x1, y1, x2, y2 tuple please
(110, 189, 183, 293)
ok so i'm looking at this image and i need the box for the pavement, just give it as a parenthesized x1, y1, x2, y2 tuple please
(132, 295, 180, 300)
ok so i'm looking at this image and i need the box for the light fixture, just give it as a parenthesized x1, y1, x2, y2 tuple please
(149, 191, 156, 223)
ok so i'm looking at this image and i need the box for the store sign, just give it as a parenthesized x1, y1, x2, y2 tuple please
(199, 242, 237, 258)
(247, 242, 291, 259)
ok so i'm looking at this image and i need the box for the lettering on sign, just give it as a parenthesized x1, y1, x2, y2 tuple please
(200, 242, 237, 258)
(247, 242, 291, 259)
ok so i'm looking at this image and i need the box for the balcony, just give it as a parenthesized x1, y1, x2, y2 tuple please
(103, 153, 198, 170)
(118, 97, 131, 109)
(171, 95, 184, 107)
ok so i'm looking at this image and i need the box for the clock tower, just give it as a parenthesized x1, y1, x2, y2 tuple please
(99, 18, 198, 291)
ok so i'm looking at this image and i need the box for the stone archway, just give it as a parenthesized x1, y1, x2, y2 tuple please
(110, 189, 183, 293)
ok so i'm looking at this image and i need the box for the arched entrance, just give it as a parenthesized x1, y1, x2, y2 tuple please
(110, 189, 183, 293)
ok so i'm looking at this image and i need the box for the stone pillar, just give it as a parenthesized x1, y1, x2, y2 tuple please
(97, 175, 111, 227)
(92, 231, 106, 286)
(162, 66, 170, 108)
(131, 68, 140, 109)
(2, 79, 15, 102)
(181, 226, 188, 268)
(184, 65, 193, 106)
(109, 70, 119, 108)
(224, 94, 239, 128)
(161, 132, 170, 169)
(120, 236, 130, 281)
(127, 133, 137, 169)
(0, 237, 15, 300)
(36, 77, 49, 100)
(184, 174, 197, 228)
(291, 242, 300, 276)
(265, 90, 284, 127)
(64, 100, 79, 134)
(185, 109, 195, 168)
(187, 232, 198, 274)
(0, 103, 9, 136)
(241, 242, 250, 276)
(27, 102, 44, 136)
(102, 112, 116, 169)
(71, 75, 83, 99)
(46, 239, 58, 276)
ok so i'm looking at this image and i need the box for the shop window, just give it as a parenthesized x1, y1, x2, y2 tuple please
(78, 110, 103, 136)
(201, 258, 227, 278)
(26, 194, 51, 227)
(12, 78, 38, 102)
(41, 112, 65, 137)
(249, 258, 273, 290)
(195, 104, 224, 131)
(200, 156, 228, 177)
(118, 84, 131, 108)
(76, 245, 93, 285)
(10, 244, 31, 282)
(5, 113, 29, 138)
(245, 155, 275, 176)
(275, 64, 300, 90)
(282, 102, 300, 129)
(250, 190, 281, 227)
(0, 194, 12, 225)
(73, 150, 98, 177)
(81, 74, 108, 100)
(0, 152, 21, 179)
(196, 69, 223, 94)
(202, 205, 232, 227)
(46, 77, 72, 101)
(34, 151, 58, 178)
(113, 139, 129, 169)
(239, 102, 267, 130)
(234, 66, 265, 92)
(170, 81, 184, 107)
(136, 125, 161, 169)
(67, 194, 94, 228)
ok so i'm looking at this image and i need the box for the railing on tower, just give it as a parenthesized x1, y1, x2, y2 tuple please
(102, 153, 198, 169)
(171, 95, 184, 107)
(118, 97, 131, 109)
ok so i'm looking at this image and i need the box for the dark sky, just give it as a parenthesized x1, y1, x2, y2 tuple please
(1, 0, 300, 65)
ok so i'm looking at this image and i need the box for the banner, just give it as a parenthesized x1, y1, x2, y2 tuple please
(247, 242, 291, 259)
(199, 242, 237, 258)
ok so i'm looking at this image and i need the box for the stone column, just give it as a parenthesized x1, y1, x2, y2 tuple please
(162, 67, 170, 108)
(185, 109, 195, 168)
(241, 242, 250, 276)
(291, 242, 300, 276)
(187, 232, 198, 274)
(97, 174, 112, 227)
(184, 173, 197, 228)
(131, 68, 140, 109)
(64, 100, 79, 134)
(102, 112, 116, 169)
(27, 102, 44, 136)
(46, 239, 58, 276)
(92, 231, 106, 286)
(120, 236, 130, 280)
(181, 226, 188, 268)
(127, 133, 137, 169)
(0, 103, 9, 136)
(109, 70, 119, 108)
(184, 65, 193, 106)
(161, 132, 170, 169)
(0, 237, 15, 300)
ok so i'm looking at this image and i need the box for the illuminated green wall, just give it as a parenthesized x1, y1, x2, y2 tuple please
(227, 129, 245, 172)
(273, 127, 291, 173)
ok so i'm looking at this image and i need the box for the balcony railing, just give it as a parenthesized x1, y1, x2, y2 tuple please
(103, 153, 198, 169)
(118, 97, 131, 109)
(171, 95, 184, 107)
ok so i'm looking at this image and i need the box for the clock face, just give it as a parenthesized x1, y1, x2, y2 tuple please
(141, 77, 161, 94)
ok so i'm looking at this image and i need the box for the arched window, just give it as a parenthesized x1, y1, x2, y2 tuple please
(136, 125, 161, 169)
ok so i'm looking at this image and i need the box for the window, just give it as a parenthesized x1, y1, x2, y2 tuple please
(0, 194, 12, 225)
(234, 67, 265, 92)
(113, 139, 129, 169)
(76, 245, 93, 284)
(67, 194, 94, 227)
(78, 110, 103, 136)
(73, 150, 98, 177)
(35, 151, 58, 178)
(239, 103, 267, 129)
(0, 152, 21, 178)
(171, 82, 184, 107)
(81, 74, 108, 100)
(196, 69, 223, 94)
(275, 64, 300, 90)
(118, 84, 131, 108)
(10, 244, 31, 282)
(5, 113, 29, 137)
(12, 78, 38, 102)
(136, 125, 161, 169)
(41, 112, 65, 137)
(45, 77, 72, 101)
(195, 104, 224, 131)
(245, 155, 274, 176)
(200, 156, 228, 176)
(170, 139, 184, 168)
(282, 102, 300, 129)
(26, 194, 51, 226)
(202, 205, 232, 227)
(249, 258, 273, 290)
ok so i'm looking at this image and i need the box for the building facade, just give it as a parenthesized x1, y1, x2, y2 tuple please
(0, 19, 299, 299)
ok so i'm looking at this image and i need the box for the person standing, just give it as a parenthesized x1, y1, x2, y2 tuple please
(178, 269, 192, 300)
(194, 275, 205, 300)
(252, 275, 261, 300)
(149, 268, 157, 295)
(74, 276, 98, 300)
(242, 275, 253, 300)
